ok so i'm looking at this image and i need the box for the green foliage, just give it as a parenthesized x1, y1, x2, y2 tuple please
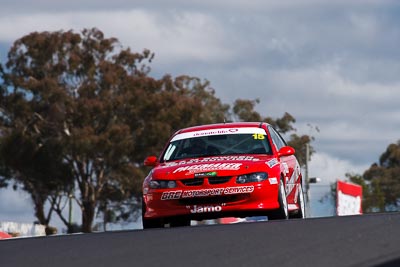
(347, 141, 400, 212)
(0, 28, 314, 232)
(233, 99, 262, 122)
(0, 28, 162, 232)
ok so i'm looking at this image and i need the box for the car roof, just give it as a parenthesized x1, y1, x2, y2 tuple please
(176, 122, 270, 134)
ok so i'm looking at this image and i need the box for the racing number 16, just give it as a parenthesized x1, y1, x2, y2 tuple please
(252, 134, 265, 140)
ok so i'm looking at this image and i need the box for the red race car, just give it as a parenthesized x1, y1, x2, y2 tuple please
(142, 122, 305, 228)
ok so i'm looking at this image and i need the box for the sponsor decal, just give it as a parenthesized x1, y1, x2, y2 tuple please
(266, 159, 279, 168)
(161, 162, 179, 167)
(196, 156, 259, 162)
(282, 162, 289, 175)
(194, 171, 217, 178)
(181, 186, 254, 198)
(182, 188, 225, 198)
(161, 190, 182, 200)
(286, 184, 296, 195)
(173, 163, 242, 174)
(171, 127, 267, 141)
(284, 161, 301, 195)
(163, 156, 260, 168)
(252, 133, 265, 140)
(223, 186, 254, 195)
(287, 161, 301, 185)
(194, 129, 236, 137)
(293, 184, 299, 203)
(268, 177, 278, 185)
(188, 204, 225, 214)
(160, 186, 255, 200)
(285, 161, 301, 192)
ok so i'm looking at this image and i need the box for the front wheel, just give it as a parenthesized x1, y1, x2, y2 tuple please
(290, 184, 306, 219)
(268, 180, 288, 220)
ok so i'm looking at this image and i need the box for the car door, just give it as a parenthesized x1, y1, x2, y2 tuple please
(267, 126, 299, 195)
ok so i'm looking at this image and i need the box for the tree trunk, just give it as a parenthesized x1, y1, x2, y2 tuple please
(31, 192, 48, 225)
(81, 200, 95, 233)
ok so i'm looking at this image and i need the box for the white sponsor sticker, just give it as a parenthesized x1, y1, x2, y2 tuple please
(188, 204, 225, 214)
(266, 159, 279, 168)
(268, 177, 278, 184)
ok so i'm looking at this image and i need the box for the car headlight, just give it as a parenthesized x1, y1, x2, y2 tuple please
(236, 172, 268, 184)
(149, 180, 177, 189)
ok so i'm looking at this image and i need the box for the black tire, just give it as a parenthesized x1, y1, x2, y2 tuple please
(142, 218, 164, 229)
(268, 180, 288, 220)
(170, 218, 191, 227)
(142, 201, 164, 229)
(290, 184, 306, 219)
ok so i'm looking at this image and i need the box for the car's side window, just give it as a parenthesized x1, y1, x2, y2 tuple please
(268, 126, 286, 150)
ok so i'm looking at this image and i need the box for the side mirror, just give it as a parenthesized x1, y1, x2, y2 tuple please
(278, 146, 295, 157)
(144, 156, 158, 166)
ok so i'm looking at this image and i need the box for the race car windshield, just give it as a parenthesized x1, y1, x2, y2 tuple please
(162, 133, 272, 162)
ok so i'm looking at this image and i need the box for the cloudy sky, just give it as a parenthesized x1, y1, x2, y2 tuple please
(0, 0, 399, 227)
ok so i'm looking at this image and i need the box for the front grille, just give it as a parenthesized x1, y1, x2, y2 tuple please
(208, 176, 232, 185)
(179, 176, 232, 186)
(181, 178, 203, 186)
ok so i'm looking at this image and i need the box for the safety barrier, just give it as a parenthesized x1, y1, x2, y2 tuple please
(0, 221, 46, 237)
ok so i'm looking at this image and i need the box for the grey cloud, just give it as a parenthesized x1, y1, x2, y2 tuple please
(1, 0, 392, 13)
(1, 1, 399, 174)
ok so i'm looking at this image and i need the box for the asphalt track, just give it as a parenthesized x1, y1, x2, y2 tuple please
(1, 212, 400, 267)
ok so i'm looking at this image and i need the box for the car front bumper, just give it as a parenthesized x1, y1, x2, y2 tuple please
(143, 182, 281, 221)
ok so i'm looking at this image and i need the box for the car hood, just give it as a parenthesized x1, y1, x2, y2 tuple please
(152, 155, 279, 180)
